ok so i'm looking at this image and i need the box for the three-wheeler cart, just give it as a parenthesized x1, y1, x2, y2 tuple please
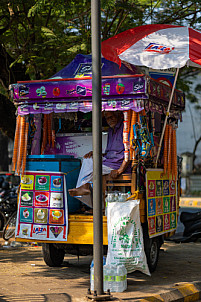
(9, 54, 185, 272)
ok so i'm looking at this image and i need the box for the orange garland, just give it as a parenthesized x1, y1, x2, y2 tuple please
(16, 116, 26, 175)
(21, 120, 29, 175)
(163, 124, 169, 175)
(167, 124, 172, 178)
(129, 111, 139, 159)
(12, 115, 21, 172)
(123, 110, 131, 162)
(172, 128, 177, 180)
(129, 111, 135, 160)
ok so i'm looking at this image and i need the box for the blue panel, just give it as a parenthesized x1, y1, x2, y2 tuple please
(27, 155, 73, 159)
(26, 161, 59, 171)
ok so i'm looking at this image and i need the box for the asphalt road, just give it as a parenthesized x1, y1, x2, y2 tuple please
(0, 240, 201, 302)
(0, 202, 200, 301)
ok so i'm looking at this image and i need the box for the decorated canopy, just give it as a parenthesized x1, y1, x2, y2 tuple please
(9, 54, 185, 116)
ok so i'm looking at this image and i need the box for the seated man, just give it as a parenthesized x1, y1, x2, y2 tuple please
(68, 111, 130, 205)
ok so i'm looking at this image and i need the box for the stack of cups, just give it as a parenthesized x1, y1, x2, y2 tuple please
(123, 111, 129, 162)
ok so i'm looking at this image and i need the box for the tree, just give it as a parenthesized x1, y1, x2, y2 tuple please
(1, 0, 201, 138)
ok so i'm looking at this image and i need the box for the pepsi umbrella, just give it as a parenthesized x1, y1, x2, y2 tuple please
(102, 24, 201, 165)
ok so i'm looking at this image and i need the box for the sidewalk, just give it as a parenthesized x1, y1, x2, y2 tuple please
(0, 239, 201, 302)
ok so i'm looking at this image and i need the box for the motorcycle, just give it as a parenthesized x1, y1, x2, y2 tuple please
(0, 182, 18, 240)
(167, 210, 201, 243)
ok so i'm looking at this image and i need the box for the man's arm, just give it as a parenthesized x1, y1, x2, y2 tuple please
(83, 151, 93, 158)
(84, 151, 106, 158)
(109, 159, 131, 179)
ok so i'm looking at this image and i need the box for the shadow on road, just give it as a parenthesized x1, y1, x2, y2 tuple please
(0, 293, 71, 302)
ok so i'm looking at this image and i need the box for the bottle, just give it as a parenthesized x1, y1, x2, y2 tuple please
(106, 265, 127, 292)
(90, 266, 94, 291)
(114, 193, 119, 202)
(123, 265, 127, 291)
(90, 261, 127, 293)
(107, 265, 114, 292)
(103, 265, 108, 291)
(113, 266, 118, 292)
(105, 201, 108, 216)
(116, 265, 127, 292)
(127, 191, 131, 199)
(90, 257, 106, 291)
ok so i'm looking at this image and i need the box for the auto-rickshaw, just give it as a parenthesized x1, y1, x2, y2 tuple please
(9, 54, 185, 273)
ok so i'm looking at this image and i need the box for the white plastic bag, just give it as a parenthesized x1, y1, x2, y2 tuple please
(106, 199, 150, 276)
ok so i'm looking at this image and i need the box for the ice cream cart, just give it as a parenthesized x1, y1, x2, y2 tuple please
(9, 54, 185, 272)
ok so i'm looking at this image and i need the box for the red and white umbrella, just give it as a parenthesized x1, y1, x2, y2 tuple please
(101, 24, 201, 70)
(102, 24, 201, 166)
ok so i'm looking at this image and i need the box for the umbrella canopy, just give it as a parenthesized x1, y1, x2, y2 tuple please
(101, 24, 201, 69)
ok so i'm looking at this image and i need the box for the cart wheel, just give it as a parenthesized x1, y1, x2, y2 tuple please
(145, 237, 160, 273)
(42, 243, 65, 267)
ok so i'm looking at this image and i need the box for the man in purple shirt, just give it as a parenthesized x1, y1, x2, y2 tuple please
(68, 111, 130, 198)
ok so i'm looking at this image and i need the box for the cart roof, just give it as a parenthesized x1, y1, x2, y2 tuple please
(9, 54, 185, 117)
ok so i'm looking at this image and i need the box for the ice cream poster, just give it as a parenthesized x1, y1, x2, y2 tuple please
(146, 170, 177, 238)
(16, 171, 68, 242)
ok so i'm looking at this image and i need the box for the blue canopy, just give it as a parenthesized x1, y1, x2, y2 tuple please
(51, 54, 137, 79)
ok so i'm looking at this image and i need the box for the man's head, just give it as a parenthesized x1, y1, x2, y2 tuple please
(104, 111, 121, 129)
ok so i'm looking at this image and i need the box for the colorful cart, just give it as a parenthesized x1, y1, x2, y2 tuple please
(9, 54, 185, 272)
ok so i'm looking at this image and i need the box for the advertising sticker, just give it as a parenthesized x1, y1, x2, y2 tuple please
(16, 171, 68, 242)
(35, 175, 50, 191)
(21, 191, 33, 207)
(146, 170, 177, 238)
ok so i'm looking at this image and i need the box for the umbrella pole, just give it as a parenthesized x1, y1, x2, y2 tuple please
(155, 68, 179, 167)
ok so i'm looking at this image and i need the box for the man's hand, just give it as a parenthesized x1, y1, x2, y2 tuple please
(109, 169, 120, 179)
(84, 151, 93, 158)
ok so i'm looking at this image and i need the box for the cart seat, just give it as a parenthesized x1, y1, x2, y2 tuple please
(102, 173, 146, 223)
(103, 173, 136, 195)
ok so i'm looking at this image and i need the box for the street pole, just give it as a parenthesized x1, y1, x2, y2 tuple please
(91, 0, 103, 296)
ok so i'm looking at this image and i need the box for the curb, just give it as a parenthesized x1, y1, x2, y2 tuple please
(180, 198, 201, 208)
(130, 282, 201, 302)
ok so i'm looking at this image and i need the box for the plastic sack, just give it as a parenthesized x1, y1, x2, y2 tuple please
(106, 199, 150, 276)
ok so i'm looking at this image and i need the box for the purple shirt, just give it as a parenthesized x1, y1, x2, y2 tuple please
(103, 119, 125, 170)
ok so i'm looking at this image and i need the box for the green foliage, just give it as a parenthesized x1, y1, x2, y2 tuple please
(0, 0, 201, 136)
(0, 0, 201, 83)
(0, 0, 201, 100)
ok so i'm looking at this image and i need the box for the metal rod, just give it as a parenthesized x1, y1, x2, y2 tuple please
(155, 68, 179, 166)
(91, 0, 103, 296)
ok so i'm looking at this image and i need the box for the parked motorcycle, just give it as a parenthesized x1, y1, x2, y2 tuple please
(167, 210, 201, 243)
(2, 211, 17, 240)
(179, 211, 201, 242)
(0, 181, 18, 239)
